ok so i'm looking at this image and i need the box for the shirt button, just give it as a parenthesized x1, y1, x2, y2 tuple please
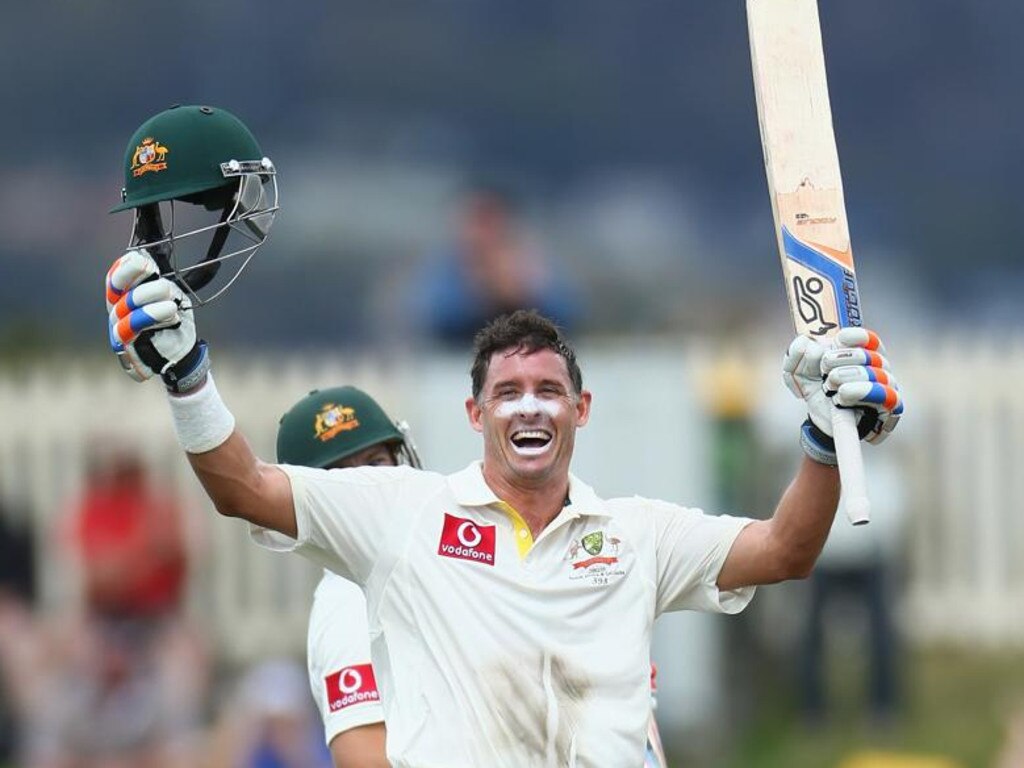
(518, 529, 528, 539)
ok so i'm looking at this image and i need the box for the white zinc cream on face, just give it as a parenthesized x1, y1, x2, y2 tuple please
(494, 393, 564, 419)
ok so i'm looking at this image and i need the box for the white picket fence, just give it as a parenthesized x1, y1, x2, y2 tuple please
(0, 339, 1020, 660)
(901, 336, 1024, 648)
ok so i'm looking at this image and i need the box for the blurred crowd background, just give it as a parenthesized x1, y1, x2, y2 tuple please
(1, 1, 1022, 766)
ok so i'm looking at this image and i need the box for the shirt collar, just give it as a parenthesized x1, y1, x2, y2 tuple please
(448, 461, 612, 519)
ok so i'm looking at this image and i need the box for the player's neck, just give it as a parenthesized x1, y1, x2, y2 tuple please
(482, 467, 569, 538)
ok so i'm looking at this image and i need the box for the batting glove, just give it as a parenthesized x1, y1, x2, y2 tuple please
(783, 328, 903, 464)
(105, 249, 210, 393)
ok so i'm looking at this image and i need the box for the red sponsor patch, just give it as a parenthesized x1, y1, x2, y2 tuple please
(437, 513, 496, 566)
(325, 663, 380, 712)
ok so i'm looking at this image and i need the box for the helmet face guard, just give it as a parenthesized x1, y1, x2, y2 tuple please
(114, 105, 278, 306)
(392, 421, 423, 470)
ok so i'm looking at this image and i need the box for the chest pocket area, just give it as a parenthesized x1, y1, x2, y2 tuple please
(563, 527, 632, 587)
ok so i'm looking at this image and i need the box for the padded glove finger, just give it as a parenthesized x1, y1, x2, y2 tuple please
(783, 328, 905, 462)
(105, 249, 160, 312)
(104, 253, 207, 391)
(108, 281, 183, 349)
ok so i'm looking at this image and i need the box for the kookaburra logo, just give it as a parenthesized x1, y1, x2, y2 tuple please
(792, 274, 838, 337)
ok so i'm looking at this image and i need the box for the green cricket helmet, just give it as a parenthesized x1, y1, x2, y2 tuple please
(112, 104, 278, 305)
(276, 386, 422, 470)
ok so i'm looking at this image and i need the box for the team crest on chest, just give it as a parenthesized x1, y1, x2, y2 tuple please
(565, 529, 626, 586)
(582, 531, 604, 556)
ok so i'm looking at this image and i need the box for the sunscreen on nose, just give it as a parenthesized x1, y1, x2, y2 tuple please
(495, 393, 562, 418)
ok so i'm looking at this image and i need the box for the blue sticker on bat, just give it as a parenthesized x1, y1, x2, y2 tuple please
(782, 226, 861, 334)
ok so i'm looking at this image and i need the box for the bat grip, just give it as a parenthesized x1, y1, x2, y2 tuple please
(832, 405, 869, 525)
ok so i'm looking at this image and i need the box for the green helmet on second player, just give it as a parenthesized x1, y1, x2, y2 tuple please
(276, 386, 422, 470)
(112, 104, 278, 305)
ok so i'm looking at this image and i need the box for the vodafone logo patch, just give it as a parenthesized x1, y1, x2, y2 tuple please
(325, 663, 380, 712)
(438, 513, 496, 566)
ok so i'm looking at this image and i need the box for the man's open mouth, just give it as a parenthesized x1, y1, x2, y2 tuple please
(510, 429, 553, 455)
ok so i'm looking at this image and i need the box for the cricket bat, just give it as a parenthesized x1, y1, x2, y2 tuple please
(747, 0, 870, 525)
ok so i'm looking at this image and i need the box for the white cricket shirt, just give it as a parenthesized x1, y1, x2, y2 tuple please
(307, 570, 384, 745)
(253, 461, 754, 768)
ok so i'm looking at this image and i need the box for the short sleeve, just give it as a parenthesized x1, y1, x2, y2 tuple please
(307, 572, 384, 745)
(649, 499, 757, 616)
(249, 464, 429, 585)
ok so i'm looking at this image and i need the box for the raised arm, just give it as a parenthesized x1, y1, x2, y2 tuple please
(717, 456, 838, 591)
(717, 329, 903, 591)
(183, 424, 296, 537)
(106, 250, 297, 536)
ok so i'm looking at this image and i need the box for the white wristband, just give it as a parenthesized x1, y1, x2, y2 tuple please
(166, 373, 236, 454)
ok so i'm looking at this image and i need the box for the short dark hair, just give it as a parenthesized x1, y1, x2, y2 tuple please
(470, 310, 583, 400)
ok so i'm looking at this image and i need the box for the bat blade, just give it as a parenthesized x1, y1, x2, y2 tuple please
(747, 0, 869, 524)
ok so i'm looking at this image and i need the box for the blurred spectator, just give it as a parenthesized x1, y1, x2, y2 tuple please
(207, 658, 332, 768)
(413, 183, 581, 346)
(799, 456, 908, 726)
(0, 503, 38, 761)
(25, 450, 210, 767)
(68, 452, 187, 621)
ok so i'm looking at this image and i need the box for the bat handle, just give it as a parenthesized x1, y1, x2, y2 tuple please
(832, 405, 870, 525)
